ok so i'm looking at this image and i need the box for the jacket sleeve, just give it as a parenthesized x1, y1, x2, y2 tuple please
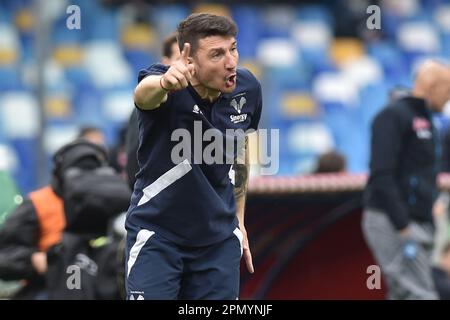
(125, 109, 139, 189)
(0, 199, 40, 280)
(368, 108, 410, 230)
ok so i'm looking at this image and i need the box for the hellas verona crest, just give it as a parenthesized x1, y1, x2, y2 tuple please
(230, 96, 248, 124)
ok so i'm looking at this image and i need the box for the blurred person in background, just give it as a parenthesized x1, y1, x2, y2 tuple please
(125, 13, 261, 299)
(362, 60, 450, 299)
(0, 139, 109, 299)
(77, 126, 106, 147)
(44, 140, 131, 300)
(125, 32, 180, 189)
(0, 127, 109, 299)
(78, 125, 127, 175)
(313, 150, 347, 174)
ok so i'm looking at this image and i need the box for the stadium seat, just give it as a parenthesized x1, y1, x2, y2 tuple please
(71, 85, 104, 126)
(84, 41, 133, 89)
(340, 56, 384, 90)
(397, 21, 440, 54)
(435, 4, 450, 33)
(53, 45, 84, 66)
(292, 21, 331, 50)
(280, 91, 318, 118)
(257, 38, 299, 68)
(382, 0, 420, 18)
(121, 23, 157, 51)
(359, 82, 389, 129)
(10, 137, 39, 194)
(291, 20, 331, 66)
(14, 7, 33, 33)
(0, 144, 18, 174)
(0, 66, 22, 91)
(232, 6, 261, 59)
(296, 5, 333, 27)
(45, 92, 72, 120)
(41, 59, 69, 92)
(65, 66, 92, 89)
(260, 6, 296, 39)
(239, 59, 263, 80)
(0, 91, 40, 140)
(367, 41, 408, 80)
(150, 5, 189, 38)
(0, 23, 19, 65)
(123, 49, 157, 75)
(87, 7, 120, 41)
(43, 124, 79, 155)
(285, 121, 334, 155)
(329, 38, 364, 66)
(102, 89, 135, 124)
(312, 72, 359, 108)
(51, 18, 83, 45)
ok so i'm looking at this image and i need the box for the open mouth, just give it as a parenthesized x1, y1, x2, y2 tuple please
(225, 74, 237, 88)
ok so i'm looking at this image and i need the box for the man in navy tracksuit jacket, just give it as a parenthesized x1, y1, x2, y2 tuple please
(125, 13, 261, 300)
(363, 60, 450, 299)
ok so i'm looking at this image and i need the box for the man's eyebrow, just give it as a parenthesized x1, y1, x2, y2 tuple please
(209, 47, 225, 53)
(208, 42, 237, 54)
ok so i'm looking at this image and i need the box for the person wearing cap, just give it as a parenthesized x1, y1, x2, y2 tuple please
(0, 139, 108, 299)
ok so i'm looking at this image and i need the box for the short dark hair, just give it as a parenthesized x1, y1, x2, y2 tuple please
(177, 13, 237, 55)
(78, 126, 102, 139)
(162, 32, 178, 59)
(314, 151, 346, 174)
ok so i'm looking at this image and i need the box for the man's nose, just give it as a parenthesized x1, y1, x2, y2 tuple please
(225, 51, 237, 70)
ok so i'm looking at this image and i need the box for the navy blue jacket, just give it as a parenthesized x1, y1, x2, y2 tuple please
(364, 96, 440, 230)
(126, 64, 262, 246)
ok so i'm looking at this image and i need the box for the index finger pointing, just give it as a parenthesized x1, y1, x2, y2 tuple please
(181, 43, 191, 62)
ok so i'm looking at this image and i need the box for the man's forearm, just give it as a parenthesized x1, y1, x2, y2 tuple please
(234, 136, 249, 225)
(134, 75, 168, 110)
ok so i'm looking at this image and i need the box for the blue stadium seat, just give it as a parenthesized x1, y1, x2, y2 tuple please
(359, 82, 389, 128)
(232, 5, 261, 59)
(51, 17, 84, 45)
(259, 6, 296, 39)
(323, 107, 368, 172)
(1, 0, 31, 13)
(367, 42, 410, 83)
(71, 85, 104, 126)
(262, 67, 311, 125)
(10, 137, 39, 194)
(296, 5, 333, 27)
(0, 67, 23, 90)
(440, 33, 450, 56)
(18, 32, 33, 63)
(151, 5, 189, 38)
(124, 49, 157, 75)
(88, 9, 119, 41)
(65, 67, 92, 89)
(0, 5, 13, 23)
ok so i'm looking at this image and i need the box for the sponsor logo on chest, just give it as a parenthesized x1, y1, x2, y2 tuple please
(230, 95, 248, 124)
